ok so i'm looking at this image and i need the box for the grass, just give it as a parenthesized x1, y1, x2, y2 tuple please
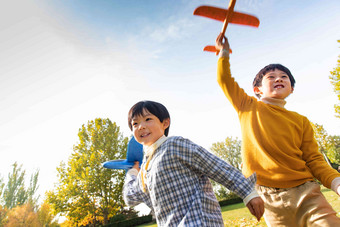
(138, 186, 340, 227)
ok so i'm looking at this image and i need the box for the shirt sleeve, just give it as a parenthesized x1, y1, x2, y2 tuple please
(171, 137, 258, 200)
(243, 189, 259, 205)
(301, 118, 340, 188)
(217, 57, 254, 112)
(123, 169, 153, 209)
(331, 177, 340, 195)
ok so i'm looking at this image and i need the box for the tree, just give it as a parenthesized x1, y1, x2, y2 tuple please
(210, 137, 242, 200)
(329, 40, 340, 118)
(2, 163, 40, 210)
(0, 175, 4, 204)
(311, 122, 329, 155)
(47, 118, 128, 226)
(27, 171, 40, 210)
(311, 122, 340, 169)
(2, 163, 27, 209)
(0, 205, 8, 226)
(37, 201, 60, 227)
(0, 176, 5, 226)
(327, 135, 340, 165)
(210, 137, 242, 171)
(6, 203, 40, 227)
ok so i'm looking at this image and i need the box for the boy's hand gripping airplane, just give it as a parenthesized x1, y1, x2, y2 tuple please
(193, 0, 260, 54)
(102, 136, 143, 171)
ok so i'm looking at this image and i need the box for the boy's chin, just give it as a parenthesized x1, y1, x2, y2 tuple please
(136, 139, 147, 146)
(134, 138, 144, 145)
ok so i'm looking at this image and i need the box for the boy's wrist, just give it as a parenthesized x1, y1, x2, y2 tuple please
(331, 177, 340, 195)
(127, 168, 139, 176)
(243, 189, 259, 205)
(219, 49, 229, 58)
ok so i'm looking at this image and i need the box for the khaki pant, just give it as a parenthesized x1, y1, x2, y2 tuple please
(256, 181, 340, 227)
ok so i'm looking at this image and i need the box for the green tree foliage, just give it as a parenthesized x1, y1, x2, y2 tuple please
(0, 176, 4, 204)
(47, 118, 128, 226)
(311, 122, 329, 155)
(327, 136, 340, 165)
(1, 163, 40, 210)
(211, 137, 242, 171)
(311, 122, 340, 167)
(27, 171, 40, 210)
(329, 40, 340, 118)
(3, 163, 27, 209)
(210, 137, 242, 200)
(0, 205, 7, 226)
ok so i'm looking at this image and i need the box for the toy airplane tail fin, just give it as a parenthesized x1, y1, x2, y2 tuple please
(203, 45, 232, 55)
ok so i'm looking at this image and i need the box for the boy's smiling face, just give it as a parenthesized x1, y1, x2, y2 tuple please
(131, 109, 170, 146)
(254, 69, 294, 99)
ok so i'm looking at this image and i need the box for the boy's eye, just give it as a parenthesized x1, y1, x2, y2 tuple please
(146, 117, 152, 121)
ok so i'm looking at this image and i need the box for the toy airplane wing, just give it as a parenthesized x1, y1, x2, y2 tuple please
(103, 159, 136, 170)
(194, 6, 259, 28)
(102, 136, 143, 170)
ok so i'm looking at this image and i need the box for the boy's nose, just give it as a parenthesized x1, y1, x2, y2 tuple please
(138, 122, 146, 130)
(275, 77, 283, 82)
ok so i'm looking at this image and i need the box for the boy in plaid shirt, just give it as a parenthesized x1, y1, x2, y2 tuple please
(123, 100, 264, 226)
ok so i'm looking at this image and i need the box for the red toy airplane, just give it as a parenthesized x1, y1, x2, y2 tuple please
(193, 0, 260, 54)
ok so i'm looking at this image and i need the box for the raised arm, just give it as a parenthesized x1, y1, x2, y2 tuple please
(215, 32, 230, 54)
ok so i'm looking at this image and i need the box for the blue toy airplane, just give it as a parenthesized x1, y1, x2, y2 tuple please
(102, 136, 143, 170)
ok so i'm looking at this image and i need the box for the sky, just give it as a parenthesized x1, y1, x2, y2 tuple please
(1, 0, 340, 215)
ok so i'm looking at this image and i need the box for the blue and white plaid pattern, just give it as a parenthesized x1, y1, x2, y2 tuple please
(123, 136, 256, 226)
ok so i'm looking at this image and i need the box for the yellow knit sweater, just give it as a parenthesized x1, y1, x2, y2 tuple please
(217, 57, 340, 188)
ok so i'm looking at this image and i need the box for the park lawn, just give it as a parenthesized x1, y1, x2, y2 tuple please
(138, 186, 340, 227)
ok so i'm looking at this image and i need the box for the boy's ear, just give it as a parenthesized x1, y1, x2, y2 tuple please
(162, 118, 170, 130)
(253, 86, 262, 95)
(291, 87, 294, 93)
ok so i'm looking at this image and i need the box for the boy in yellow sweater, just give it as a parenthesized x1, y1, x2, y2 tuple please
(215, 33, 340, 227)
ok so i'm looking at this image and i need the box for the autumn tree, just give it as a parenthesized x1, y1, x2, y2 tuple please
(210, 137, 242, 200)
(5, 203, 40, 227)
(329, 40, 340, 118)
(47, 118, 128, 226)
(37, 201, 60, 227)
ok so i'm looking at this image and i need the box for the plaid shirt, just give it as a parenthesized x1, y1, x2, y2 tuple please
(123, 136, 256, 226)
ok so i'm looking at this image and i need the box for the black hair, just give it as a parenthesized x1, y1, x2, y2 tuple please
(253, 64, 296, 98)
(128, 100, 170, 136)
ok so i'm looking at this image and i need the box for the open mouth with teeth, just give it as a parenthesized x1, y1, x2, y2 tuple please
(274, 85, 284, 89)
(140, 133, 150, 138)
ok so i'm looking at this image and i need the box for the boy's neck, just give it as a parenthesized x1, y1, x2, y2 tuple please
(144, 135, 168, 158)
(260, 97, 286, 108)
